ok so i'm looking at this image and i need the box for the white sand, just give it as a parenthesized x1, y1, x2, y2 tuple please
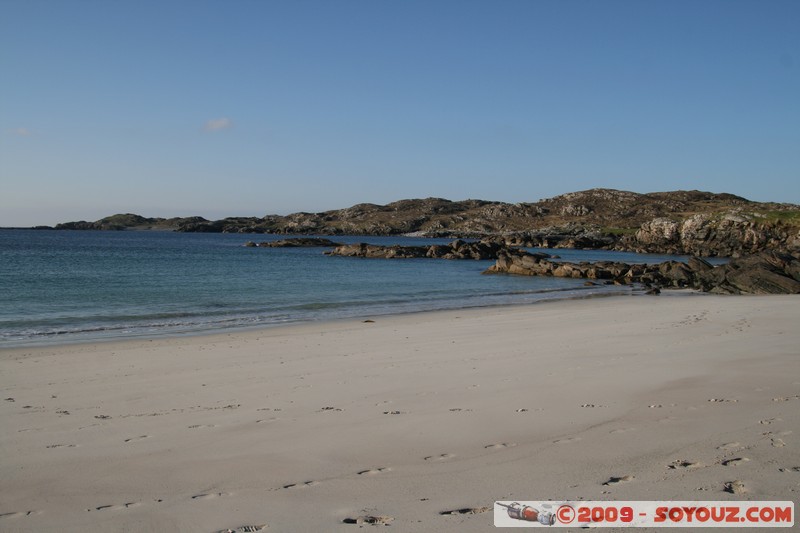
(1, 295, 798, 532)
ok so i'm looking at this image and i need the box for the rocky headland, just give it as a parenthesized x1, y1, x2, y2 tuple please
(50, 189, 799, 258)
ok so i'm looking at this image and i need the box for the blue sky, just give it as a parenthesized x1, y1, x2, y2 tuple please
(1, 0, 798, 226)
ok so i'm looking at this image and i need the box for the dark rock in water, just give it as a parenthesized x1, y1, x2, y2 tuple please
(646, 287, 661, 295)
(324, 239, 540, 261)
(325, 243, 429, 258)
(428, 240, 508, 260)
(484, 250, 800, 295)
(246, 237, 342, 248)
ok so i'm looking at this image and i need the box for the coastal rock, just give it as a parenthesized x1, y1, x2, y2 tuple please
(485, 250, 800, 295)
(326, 243, 429, 258)
(634, 218, 680, 247)
(325, 240, 537, 261)
(688, 256, 714, 272)
(622, 214, 798, 257)
(695, 251, 800, 294)
(245, 238, 342, 248)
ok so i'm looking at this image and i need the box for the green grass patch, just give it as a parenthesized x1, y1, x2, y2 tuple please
(757, 210, 800, 225)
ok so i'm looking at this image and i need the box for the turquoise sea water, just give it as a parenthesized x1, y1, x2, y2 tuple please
(0, 230, 704, 346)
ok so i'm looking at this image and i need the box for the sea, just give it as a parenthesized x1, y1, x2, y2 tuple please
(0, 230, 712, 347)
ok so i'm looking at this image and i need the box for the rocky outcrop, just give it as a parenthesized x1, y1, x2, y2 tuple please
(620, 214, 799, 257)
(693, 251, 800, 294)
(325, 243, 429, 259)
(244, 238, 342, 248)
(500, 224, 618, 249)
(485, 250, 800, 294)
(325, 239, 537, 261)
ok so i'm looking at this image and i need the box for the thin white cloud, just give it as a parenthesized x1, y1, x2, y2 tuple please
(12, 127, 32, 136)
(203, 117, 233, 132)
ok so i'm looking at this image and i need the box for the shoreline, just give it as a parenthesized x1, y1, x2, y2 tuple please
(1, 295, 798, 532)
(1, 287, 683, 350)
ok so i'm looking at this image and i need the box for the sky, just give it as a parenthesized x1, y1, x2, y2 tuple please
(1, 0, 799, 227)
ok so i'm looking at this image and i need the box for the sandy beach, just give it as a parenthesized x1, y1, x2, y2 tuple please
(1, 294, 798, 532)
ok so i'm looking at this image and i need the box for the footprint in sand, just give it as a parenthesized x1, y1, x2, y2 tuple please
(603, 475, 634, 485)
(343, 515, 394, 525)
(192, 492, 230, 500)
(91, 502, 141, 511)
(424, 453, 455, 462)
(771, 438, 786, 448)
(773, 395, 800, 402)
(281, 481, 318, 490)
(553, 437, 582, 444)
(760, 417, 781, 425)
(717, 442, 741, 450)
(779, 467, 800, 473)
(358, 467, 391, 475)
(124, 435, 150, 443)
(708, 398, 737, 403)
(722, 457, 750, 467)
(668, 460, 702, 469)
(0, 511, 42, 519)
(724, 480, 746, 494)
(610, 427, 636, 434)
(484, 443, 517, 450)
(46, 443, 77, 449)
(440, 506, 492, 515)
(188, 424, 217, 429)
(255, 418, 280, 424)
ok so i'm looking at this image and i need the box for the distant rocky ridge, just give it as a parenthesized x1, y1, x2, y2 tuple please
(50, 189, 800, 257)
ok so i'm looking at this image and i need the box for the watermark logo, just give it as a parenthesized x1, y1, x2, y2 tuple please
(494, 501, 794, 528)
(496, 502, 556, 525)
